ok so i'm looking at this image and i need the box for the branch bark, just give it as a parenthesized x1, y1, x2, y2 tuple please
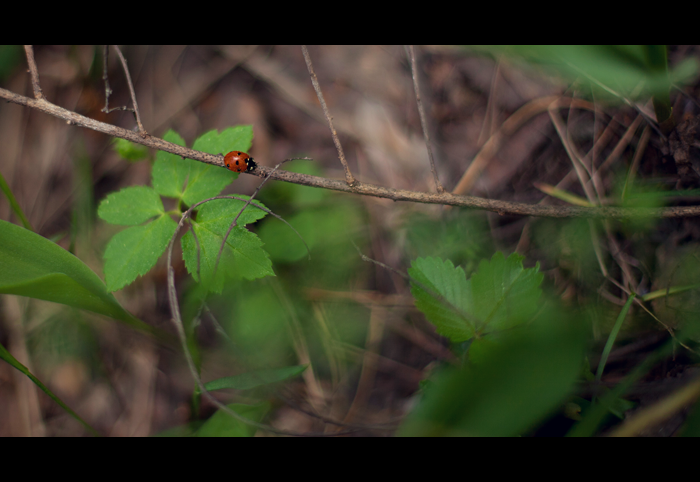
(2, 86, 700, 219)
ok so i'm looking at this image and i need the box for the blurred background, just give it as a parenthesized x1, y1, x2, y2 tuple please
(1, 46, 699, 436)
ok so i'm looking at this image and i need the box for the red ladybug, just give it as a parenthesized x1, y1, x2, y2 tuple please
(224, 151, 257, 173)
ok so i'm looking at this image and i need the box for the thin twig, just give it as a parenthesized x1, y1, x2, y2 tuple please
(4, 86, 700, 219)
(23, 46, 44, 100)
(406, 45, 444, 193)
(101, 46, 135, 116)
(301, 46, 356, 186)
(112, 45, 147, 136)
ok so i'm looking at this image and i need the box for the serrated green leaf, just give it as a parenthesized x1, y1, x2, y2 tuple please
(151, 130, 190, 199)
(0, 219, 146, 330)
(97, 186, 165, 225)
(182, 226, 273, 294)
(181, 162, 236, 207)
(152, 127, 253, 204)
(194, 402, 270, 437)
(399, 309, 586, 436)
(466, 252, 543, 333)
(205, 365, 308, 391)
(104, 215, 178, 291)
(196, 197, 268, 228)
(113, 138, 148, 162)
(410, 253, 543, 342)
(409, 257, 474, 342)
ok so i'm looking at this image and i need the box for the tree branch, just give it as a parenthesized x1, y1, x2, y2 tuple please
(2, 86, 700, 219)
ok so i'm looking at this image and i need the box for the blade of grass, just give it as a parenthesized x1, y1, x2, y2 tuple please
(595, 293, 636, 383)
(0, 169, 33, 231)
(641, 284, 700, 302)
(0, 341, 100, 436)
(533, 182, 594, 207)
(568, 335, 674, 437)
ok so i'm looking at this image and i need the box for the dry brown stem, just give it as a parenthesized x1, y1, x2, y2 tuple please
(3, 86, 700, 219)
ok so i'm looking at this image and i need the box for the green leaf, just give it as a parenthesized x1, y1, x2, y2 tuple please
(151, 130, 192, 199)
(409, 257, 473, 342)
(409, 252, 543, 342)
(0, 341, 99, 435)
(205, 365, 308, 391)
(466, 252, 543, 333)
(399, 309, 586, 436)
(113, 138, 149, 162)
(151, 129, 244, 205)
(97, 186, 165, 225)
(0, 219, 146, 330)
(195, 402, 270, 437)
(192, 125, 253, 157)
(259, 202, 359, 263)
(104, 214, 178, 291)
(181, 199, 273, 293)
(182, 126, 253, 206)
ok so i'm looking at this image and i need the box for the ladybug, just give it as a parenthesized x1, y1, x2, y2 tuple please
(224, 151, 257, 173)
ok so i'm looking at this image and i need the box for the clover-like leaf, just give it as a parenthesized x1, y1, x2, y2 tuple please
(104, 214, 178, 291)
(97, 186, 164, 226)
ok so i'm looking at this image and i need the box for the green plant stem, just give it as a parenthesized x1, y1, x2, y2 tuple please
(0, 169, 33, 231)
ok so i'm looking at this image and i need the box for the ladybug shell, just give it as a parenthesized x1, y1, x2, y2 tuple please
(224, 151, 256, 173)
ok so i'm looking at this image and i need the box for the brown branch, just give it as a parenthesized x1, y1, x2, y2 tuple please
(112, 45, 147, 136)
(301, 45, 356, 186)
(3, 86, 700, 219)
(23, 46, 45, 100)
(406, 45, 444, 193)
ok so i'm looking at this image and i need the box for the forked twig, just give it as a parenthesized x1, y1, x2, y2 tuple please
(301, 46, 356, 187)
(111, 45, 147, 136)
(101, 46, 135, 117)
